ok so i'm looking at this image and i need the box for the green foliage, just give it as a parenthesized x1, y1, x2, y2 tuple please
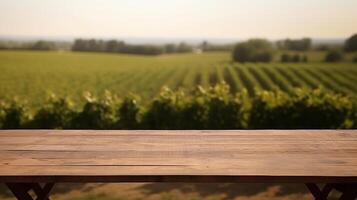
(351, 101, 357, 128)
(280, 53, 290, 63)
(0, 40, 59, 51)
(71, 91, 119, 129)
(30, 94, 75, 129)
(142, 83, 248, 129)
(249, 88, 352, 129)
(142, 87, 187, 129)
(179, 88, 208, 129)
(72, 39, 192, 55)
(121, 44, 165, 55)
(198, 83, 247, 129)
(292, 54, 301, 62)
(199, 41, 234, 52)
(0, 84, 355, 129)
(31, 41, 56, 51)
(280, 54, 307, 63)
(344, 33, 357, 52)
(0, 100, 29, 129)
(116, 95, 141, 129)
(181, 84, 248, 129)
(276, 38, 312, 51)
(325, 50, 343, 62)
(302, 55, 308, 62)
(175, 42, 193, 53)
(232, 39, 274, 63)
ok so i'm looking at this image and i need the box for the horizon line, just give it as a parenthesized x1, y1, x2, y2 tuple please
(0, 34, 347, 42)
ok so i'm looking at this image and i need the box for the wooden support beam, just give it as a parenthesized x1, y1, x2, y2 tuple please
(305, 183, 357, 200)
(5, 183, 54, 200)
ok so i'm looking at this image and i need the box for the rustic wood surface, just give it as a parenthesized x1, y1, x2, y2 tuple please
(0, 130, 356, 183)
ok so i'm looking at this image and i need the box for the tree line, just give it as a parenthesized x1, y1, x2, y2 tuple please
(1, 83, 356, 129)
(276, 38, 312, 51)
(232, 33, 357, 63)
(1, 34, 356, 59)
(71, 39, 234, 55)
(72, 39, 195, 55)
(0, 40, 59, 51)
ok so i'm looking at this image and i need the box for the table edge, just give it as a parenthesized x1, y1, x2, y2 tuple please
(1, 175, 357, 183)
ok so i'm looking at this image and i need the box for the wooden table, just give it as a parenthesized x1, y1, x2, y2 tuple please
(0, 130, 356, 200)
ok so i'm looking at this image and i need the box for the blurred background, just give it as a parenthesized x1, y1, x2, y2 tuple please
(0, 0, 356, 199)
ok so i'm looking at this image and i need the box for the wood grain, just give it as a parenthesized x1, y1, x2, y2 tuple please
(0, 130, 356, 183)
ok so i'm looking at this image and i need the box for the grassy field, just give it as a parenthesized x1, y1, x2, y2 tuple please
(0, 183, 335, 200)
(0, 50, 357, 107)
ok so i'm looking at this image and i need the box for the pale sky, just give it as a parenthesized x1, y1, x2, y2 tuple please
(0, 0, 356, 40)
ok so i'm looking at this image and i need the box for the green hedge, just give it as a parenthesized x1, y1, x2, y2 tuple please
(0, 83, 355, 129)
(249, 89, 353, 128)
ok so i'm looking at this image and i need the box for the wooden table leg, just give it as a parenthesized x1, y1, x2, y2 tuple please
(305, 183, 357, 200)
(5, 183, 54, 200)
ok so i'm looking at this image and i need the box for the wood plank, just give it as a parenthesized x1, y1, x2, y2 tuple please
(0, 130, 357, 183)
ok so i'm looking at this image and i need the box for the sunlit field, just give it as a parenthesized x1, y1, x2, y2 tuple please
(0, 50, 357, 107)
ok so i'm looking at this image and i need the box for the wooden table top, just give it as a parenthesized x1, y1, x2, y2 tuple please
(0, 130, 356, 183)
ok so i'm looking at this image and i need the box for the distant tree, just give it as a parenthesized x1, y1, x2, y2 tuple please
(176, 42, 192, 53)
(292, 54, 301, 62)
(233, 39, 274, 63)
(281, 53, 291, 63)
(201, 41, 209, 51)
(164, 44, 177, 54)
(121, 44, 165, 55)
(300, 38, 312, 51)
(31, 41, 55, 51)
(72, 39, 191, 55)
(199, 41, 234, 52)
(345, 34, 357, 52)
(72, 39, 87, 51)
(302, 55, 308, 62)
(277, 38, 311, 51)
(325, 50, 343, 62)
(105, 40, 119, 52)
(88, 39, 105, 52)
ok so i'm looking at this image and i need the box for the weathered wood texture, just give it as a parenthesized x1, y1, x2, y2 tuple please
(0, 130, 356, 183)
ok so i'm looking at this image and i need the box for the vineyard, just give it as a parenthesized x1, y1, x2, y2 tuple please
(0, 50, 357, 107)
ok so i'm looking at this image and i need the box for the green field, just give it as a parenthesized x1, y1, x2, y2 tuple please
(0, 50, 357, 107)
